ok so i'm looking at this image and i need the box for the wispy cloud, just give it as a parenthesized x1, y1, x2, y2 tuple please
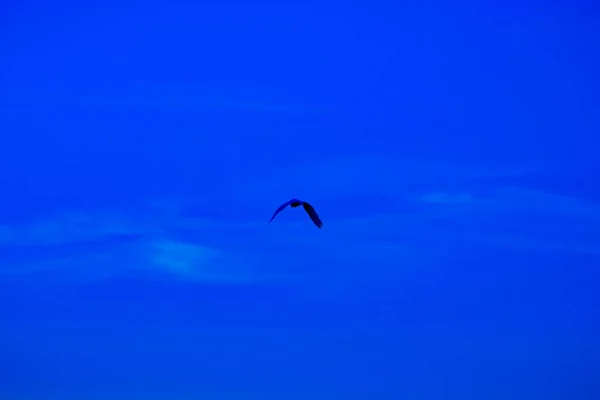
(236, 155, 553, 208)
(0, 156, 598, 285)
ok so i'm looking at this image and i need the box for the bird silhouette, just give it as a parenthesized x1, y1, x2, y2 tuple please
(268, 198, 323, 228)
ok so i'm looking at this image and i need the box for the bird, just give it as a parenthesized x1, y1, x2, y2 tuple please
(268, 198, 323, 228)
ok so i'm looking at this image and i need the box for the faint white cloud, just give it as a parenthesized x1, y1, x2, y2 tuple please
(236, 155, 551, 208)
(0, 238, 148, 282)
(145, 238, 299, 283)
(235, 154, 600, 258)
(466, 186, 600, 219)
(0, 209, 305, 284)
(1, 173, 599, 287)
(147, 239, 248, 282)
(0, 211, 151, 246)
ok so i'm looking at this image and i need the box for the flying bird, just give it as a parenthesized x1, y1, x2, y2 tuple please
(268, 198, 323, 228)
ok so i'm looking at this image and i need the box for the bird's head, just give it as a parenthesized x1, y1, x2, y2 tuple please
(290, 198, 302, 207)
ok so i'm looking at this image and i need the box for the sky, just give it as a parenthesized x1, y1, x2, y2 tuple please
(0, 1, 599, 399)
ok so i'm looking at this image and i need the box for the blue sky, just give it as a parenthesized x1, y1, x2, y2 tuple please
(1, 1, 599, 399)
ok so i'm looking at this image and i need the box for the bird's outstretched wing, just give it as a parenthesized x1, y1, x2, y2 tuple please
(268, 200, 294, 223)
(302, 202, 323, 228)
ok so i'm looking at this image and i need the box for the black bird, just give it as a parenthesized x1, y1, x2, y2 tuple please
(268, 198, 323, 228)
